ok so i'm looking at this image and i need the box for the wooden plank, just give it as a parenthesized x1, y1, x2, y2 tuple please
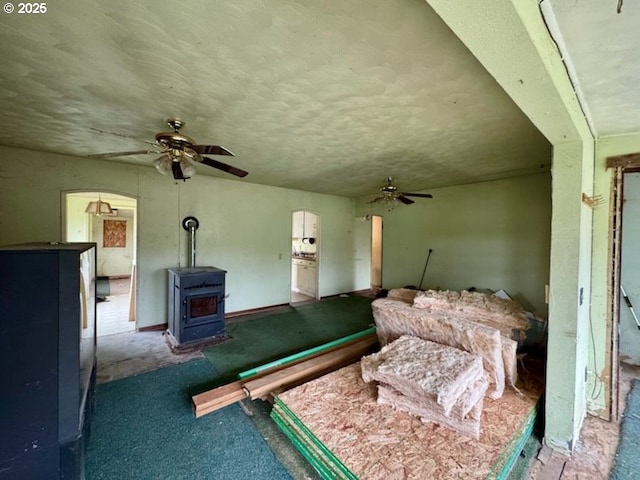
(238, 327, 376, 379)
(192, 331, 379, 417)
(608, 166, 624, 422)
(193, 380, 247, 418)
(243, 335, 378, 400)
(606, 152, 640, 169)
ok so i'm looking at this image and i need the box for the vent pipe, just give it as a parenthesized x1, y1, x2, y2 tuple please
(182, 216, 200, 268)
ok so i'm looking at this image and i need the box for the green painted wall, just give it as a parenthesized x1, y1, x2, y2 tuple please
(424, 0, 597, 453)
(356, 173, 551, 316)
(545, 140, 594, 452)
(0, 146, 358, 328)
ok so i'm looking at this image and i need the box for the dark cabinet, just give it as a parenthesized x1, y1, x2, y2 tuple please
(0, 243, 97, 479)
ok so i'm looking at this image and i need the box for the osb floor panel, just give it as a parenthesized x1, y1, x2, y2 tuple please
(277, 357, 544, 479)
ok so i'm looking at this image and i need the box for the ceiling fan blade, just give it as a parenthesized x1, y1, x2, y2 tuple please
(88, 149, 160, 159)
(402, 192, 433, 198)
(397, 195, 415, 205)
(191, 145, 235, 156)
(200, 156, 248, 177)
(171, 161, 189, 180)
(368, 196, 384, 204)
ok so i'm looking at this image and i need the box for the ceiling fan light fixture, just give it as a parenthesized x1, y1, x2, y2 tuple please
(154, 155, 172, 175)
(85, 197, 114, 216)
(179, 157, 196, 178)
(369, 176, 431, 210)
(92, 119, 248, 179)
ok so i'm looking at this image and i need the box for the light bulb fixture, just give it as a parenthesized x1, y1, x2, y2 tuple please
(85, 197, 114, 216)
(179, 157, 196, 178)
(155, 151, 196, 180)
(154, 154, 172, 175)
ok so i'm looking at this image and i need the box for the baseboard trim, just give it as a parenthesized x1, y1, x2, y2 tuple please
(320, 289, 375, 300)
(225, 303, 291, 320)
(137, 323, 168, 332)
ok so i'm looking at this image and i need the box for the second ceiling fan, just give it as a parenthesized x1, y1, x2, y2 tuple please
(90, 119, 248, 181)
(369, 177, 433, 205)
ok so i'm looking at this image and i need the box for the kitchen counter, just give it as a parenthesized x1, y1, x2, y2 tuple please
(292, 255, 316, 261)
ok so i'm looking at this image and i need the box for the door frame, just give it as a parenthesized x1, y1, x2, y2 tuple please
(290, 209, 320, 301)
(61, 190, 139, 330)
(604, 153, 640, 421)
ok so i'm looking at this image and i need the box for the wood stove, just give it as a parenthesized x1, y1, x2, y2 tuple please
(167, 266, 226, 345)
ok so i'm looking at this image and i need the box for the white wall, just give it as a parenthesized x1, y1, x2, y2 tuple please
(0, 146, 358, 328)
(356, 173, 551, 315)
(66, 195, 91, 242)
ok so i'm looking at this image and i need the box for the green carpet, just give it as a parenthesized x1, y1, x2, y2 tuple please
(203, 295, 374, 382)
(85, 359, 292, 480)
(610, 378, 640, 479)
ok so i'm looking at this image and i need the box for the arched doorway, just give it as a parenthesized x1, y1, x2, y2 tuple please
(63, 191, 138, 337)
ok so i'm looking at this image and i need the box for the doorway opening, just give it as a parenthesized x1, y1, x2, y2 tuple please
(611, 170, 640, 421)
(290, 210, 319, 304)
(371, 215, 383, 294)
(63, 191, 138, 337)
(603, 153, 640, 422)
(353, 214, 383, 296)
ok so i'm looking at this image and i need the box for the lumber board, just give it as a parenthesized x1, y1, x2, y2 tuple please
(243, 335, 378, 400)
(193, 380, 247, 418)
(192, 330, 379, 417)
(606, 152, 640, 169)
(238, 327, 376, 379)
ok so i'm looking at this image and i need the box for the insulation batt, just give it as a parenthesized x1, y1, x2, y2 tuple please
(361, 335, 485, 417)
(387, 288, 419, 304)
(377, 383, 484, 440)
(372, 297, 506, 399)
(412, 289, 529, 341)
(501, 337, 518, 387)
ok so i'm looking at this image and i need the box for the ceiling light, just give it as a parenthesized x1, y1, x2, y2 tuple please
(154, 154, 172, 175)
(179, 157, 196, 178)
(85, 197, 114, 216)
(155, 151, 196, 179)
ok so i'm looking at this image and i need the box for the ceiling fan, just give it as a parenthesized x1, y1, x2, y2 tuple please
(90, 119, 248, 181)
(368, 177, 433, 205)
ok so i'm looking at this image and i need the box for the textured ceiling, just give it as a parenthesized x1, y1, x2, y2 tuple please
(0, 0, 553, 198)
(544, 0, 640, 138)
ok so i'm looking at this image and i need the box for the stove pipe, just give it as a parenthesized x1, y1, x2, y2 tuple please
(182, 216, 200, 268)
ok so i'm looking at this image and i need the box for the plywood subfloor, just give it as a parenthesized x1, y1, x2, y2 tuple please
(275, 357, 544, 479)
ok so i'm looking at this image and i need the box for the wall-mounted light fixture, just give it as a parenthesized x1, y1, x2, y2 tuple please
(85, 197, 114, 216)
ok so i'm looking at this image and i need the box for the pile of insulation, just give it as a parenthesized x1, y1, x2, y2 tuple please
(372, 288, 530, 399)
(361, 335, 489, 439)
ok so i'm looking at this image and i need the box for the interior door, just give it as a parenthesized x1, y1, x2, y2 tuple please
(371, 215, 383, 291)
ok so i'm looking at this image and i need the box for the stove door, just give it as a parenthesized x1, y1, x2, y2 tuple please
(186, 291, 223, 326)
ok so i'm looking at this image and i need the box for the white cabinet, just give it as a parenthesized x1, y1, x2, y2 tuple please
(292, 211, 304, 238)
(292, 258, 316, 296)
(304, 212, 317, 238)
(292, 211, 317, 238)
